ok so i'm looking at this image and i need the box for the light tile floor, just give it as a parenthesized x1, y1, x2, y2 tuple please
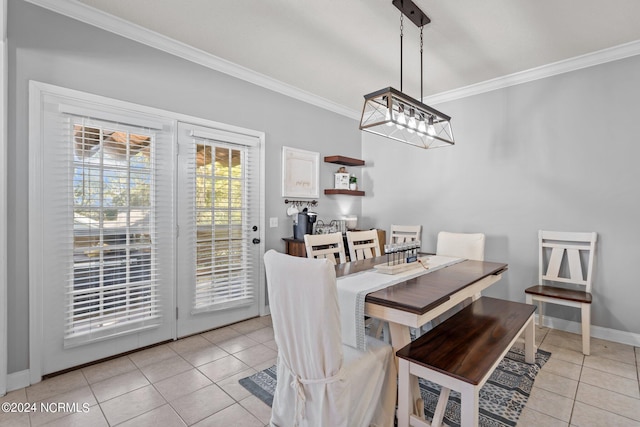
(1, 317, 638, 426)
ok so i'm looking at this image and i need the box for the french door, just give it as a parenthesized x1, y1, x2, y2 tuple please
(30, 83, 264, 377)
(32, 89, 176, 376)
(176, 123, 262, 337)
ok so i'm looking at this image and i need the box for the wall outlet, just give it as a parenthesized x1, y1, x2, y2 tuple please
(269, 217, 278, 228)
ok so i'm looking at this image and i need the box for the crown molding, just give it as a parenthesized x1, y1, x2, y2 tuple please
(23, 0, 640, 114)
(424, 39, 640, 105)
(22, 0, 361, 120)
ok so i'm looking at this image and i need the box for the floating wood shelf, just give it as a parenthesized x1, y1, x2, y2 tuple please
(324, 189, 365, 196)
(324, 155, 365, 167)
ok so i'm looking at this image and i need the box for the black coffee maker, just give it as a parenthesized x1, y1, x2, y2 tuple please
(294, 208, 317, 240)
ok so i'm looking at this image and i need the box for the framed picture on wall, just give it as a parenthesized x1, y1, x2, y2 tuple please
(282, 146, 319, 198)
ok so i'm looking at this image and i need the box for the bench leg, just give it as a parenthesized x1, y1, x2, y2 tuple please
(460, 383, 479, 427)
(431, 387, 450, 427)
(398, 359, 411, 427)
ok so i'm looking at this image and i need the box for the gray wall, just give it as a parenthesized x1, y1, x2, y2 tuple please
(6, 0, 363, 373)
(363, 54, 640, 336)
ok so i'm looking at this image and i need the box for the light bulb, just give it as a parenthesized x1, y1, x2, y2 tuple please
(385, 108, 393, 126)
(417, 114, 427, 135)
(407, 109, 416, 133)
(396, 105, 406, 129)
(426, 116, 435, 140)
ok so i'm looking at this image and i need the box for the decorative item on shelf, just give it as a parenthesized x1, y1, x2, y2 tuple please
(349, 174, 358, 191)
(334, 166, 350, 189)
(359, 0, 455, 150)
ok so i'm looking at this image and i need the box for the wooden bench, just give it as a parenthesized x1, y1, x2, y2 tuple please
(396, 296, 536, 427)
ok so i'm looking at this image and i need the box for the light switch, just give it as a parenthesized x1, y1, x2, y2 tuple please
(269, 217, 278, 228)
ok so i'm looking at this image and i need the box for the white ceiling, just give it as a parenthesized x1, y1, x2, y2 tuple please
(75, 0, 640, 113)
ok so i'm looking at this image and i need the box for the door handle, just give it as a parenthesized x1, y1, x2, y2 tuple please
(252, 238, 261, 244)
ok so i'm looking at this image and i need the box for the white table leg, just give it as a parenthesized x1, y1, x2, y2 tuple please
(389, 322, 425, 419)
(524, 316, 536, 364)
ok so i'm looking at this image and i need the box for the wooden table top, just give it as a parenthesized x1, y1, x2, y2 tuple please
(335, 256, 508, 315)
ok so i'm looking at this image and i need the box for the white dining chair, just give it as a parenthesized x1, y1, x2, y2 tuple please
(389, 224, 422, 244)
(525, 230, 597, 355)
(436, 231, 485, 261)
(346, 229, 382, 261)
(303, 232, 346, 265)
(263, 250, 396, 426)
(422, 231, 486, 335)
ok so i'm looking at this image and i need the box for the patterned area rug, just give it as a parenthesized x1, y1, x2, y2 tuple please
(239, 346, 550, 427)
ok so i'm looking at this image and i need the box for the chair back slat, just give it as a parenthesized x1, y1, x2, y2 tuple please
(539, 230, 597, 293)
(390, 225, 422, 244)
(304, 232, 346, 265)
(346, 229, 381, 261)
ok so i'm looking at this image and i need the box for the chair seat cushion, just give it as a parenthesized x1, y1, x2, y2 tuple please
(525, 285, 592, 303)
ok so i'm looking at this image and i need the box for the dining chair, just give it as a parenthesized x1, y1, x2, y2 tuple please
(346, 229, 382, 261)
(436, 231, 485, 261)
(263, 250, 396, 426)
(389, 224, 422, 244)
(525, 230, 597, 355)
(424, 231, 486, 334)
(303, 232, 347, 265)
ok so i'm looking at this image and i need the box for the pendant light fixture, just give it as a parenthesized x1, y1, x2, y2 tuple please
(359, 0, 454, 149)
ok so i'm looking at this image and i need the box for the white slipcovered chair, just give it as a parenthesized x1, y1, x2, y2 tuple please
(304, 232, 347, 265)
(525, 230, 597, 355)
(436, 231, 485, 261)
(389, 224, 422, 244)
(425, 231, 486, 333)
(263, 250, 396, 427)
(346, 229, 381, 261)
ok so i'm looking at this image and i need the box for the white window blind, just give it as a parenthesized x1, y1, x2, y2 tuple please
(38, 100, 175, 348)
(186, 133, 259, 313)
(66, 120, 160, 344)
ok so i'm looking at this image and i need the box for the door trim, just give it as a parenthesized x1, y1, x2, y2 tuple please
(0, 0, 7, 397)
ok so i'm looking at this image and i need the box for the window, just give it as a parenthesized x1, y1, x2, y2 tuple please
(70, 124, 158, 338)
(190, 137, 257, 312)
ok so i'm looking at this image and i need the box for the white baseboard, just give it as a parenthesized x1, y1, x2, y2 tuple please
(538, 315, 640, 347)
(7, 369, 30, 392)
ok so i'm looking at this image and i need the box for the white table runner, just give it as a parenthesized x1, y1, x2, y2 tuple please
(336, 255, 463, 351)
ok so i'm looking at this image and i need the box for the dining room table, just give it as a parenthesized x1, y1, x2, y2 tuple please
(334, 254, 509, 418)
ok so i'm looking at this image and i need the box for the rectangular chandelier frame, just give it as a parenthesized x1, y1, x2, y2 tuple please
(359, 87, 454, 149)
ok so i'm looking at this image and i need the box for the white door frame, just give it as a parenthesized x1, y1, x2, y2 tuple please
(1, 0, 8, 397)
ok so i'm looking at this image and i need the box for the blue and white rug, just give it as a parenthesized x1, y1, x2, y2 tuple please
(239, 346, 550, 427)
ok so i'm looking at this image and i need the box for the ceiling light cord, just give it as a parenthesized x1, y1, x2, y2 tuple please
(420, 25, 424, 101)
(400, 13, 403, 92)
